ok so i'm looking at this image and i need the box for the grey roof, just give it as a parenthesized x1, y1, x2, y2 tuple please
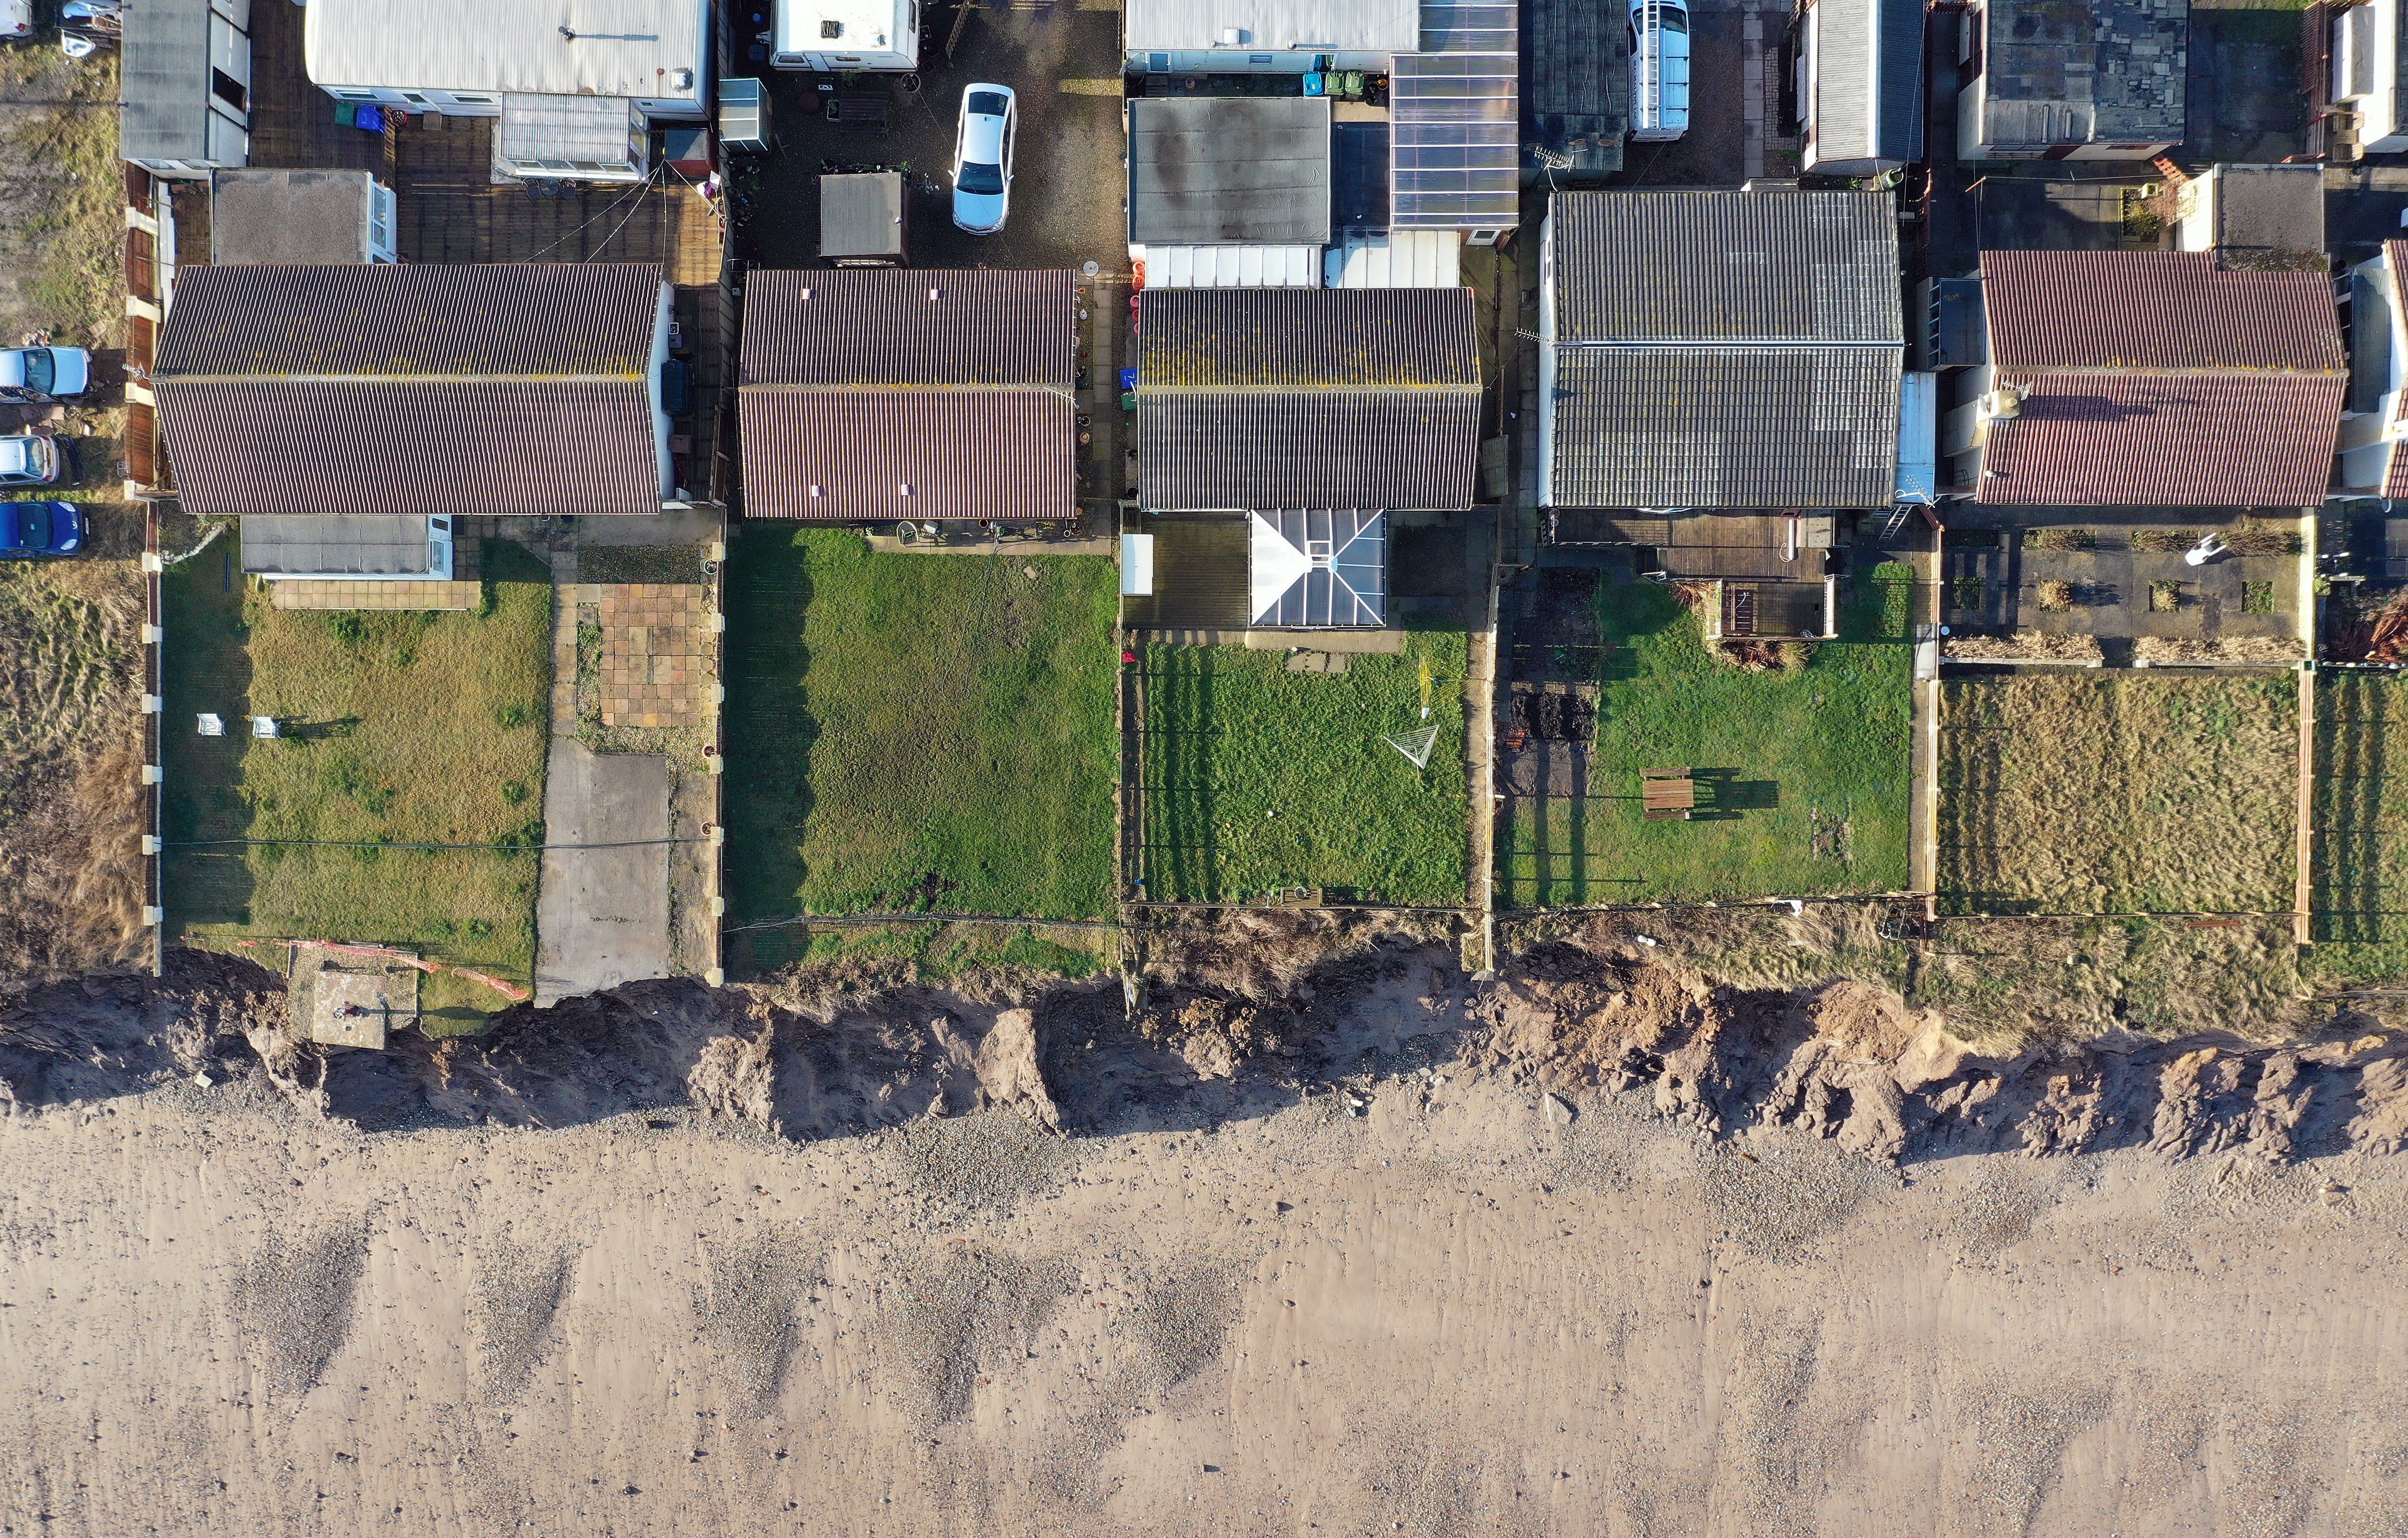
(1545, 191, 1904, 509)
(2202, 164, 2326, 265)
(819, 172, 906, 260)
(1123, 0, 1418, 53)
(210, 171, 379, 266)
(304, 0, 706, 98)
(1138, 288, 1483, 512)
(241, 515, 439, 577)
(121, 0, 215, 165)
(1977, 0, 2185, 148)
(1878, 0, 1927, 161)
(1549, 350, 1903, 509)
(1524, 0, 1629, 176)
(1806, 0, 1925, 166)
(1548, 191, 1903, 342)
(1129, 98, 1333, 246)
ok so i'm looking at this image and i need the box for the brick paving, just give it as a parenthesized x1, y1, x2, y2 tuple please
(553, 583, 713, 732)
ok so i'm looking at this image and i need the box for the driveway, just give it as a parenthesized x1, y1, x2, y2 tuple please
(535, 740, 672, 1005)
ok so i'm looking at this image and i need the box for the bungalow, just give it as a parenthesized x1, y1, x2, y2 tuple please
(1946, 250, 2344, 506)
(1795, 0, 1926, 175)
(153, 263, 679, 521)
(1956, 0, 2185, 162)
(1131, 287, 1481, 631)
(1539, 189, 1913, 512)
(737, 268, 1079, 522)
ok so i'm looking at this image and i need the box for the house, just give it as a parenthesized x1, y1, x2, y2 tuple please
(2338, 241, 2408, 497)
(2330, 0, 2408, 156)
(1796, 0, 1926, 175)
(1957, 0, 2185, 161)
(1946, 250, 2344, 506)
(121, 0, 253, 176)
(1539, 190, 1911, 512)
(153, 263, 678, 518)
(1524, 0, 1630, 178)
(737, 268, 1078, 521)
(2172, 163, 2325, 268)
(772, 0, 920, 72)
(209, 170, 398, 265)
(1123, 0, 1518, 249)
(304, 0, 709, 181)
(1131, 288, 1478, 631)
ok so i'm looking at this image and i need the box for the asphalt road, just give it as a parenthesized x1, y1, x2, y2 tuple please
(732, 2, 1129, 274)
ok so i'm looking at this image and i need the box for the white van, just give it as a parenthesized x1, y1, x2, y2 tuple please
(1630, 0, 1692, 142)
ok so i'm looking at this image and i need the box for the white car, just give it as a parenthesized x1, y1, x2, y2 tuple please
(1630, 0, 1692, 142)
(0, 346, 91, 399)
(1, 0, 32, 41)
(0, 433, 62, 487)
(951, 84, 1017, 234)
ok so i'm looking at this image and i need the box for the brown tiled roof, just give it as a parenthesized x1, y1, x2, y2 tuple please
(736, 268, 1079, 519)
(739, 268, 1075, 386)
(1977, 371, 2344, 507)
(738, 391, 1076, 520)
(1982, 251, 2343, 373)
(158, 381, 664, 518)
(154, 263, 667, 517)
(1975, 250, 2344, 506)
(157, 263, 665, 377)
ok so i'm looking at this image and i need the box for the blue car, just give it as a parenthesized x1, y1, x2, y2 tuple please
(0, 499, 82, 557)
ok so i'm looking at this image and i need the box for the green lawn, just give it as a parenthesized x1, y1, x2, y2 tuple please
(2311, 672, 2408, 982)
(1140, 628, 1469, 905)
(723, 529, 1118, 921)
(1499, 575, 1914, 907)
(160, 536, 554, 1019)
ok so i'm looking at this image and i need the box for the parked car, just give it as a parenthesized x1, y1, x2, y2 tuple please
(1630, 0, 1691, 142)
(0, 433, 64, 487)
(0, 500, 81, 558)
(1, 0, 33, 42)
(0, 346, 92, 399)
(951, 84, 1017, 235)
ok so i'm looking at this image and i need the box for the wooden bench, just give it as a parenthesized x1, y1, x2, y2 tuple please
(827, 94, 890, 127)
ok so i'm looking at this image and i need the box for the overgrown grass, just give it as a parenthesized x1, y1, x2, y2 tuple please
(1498, 574, 1913, 907)
(723, 529, 1118, 921)
(1938, 672, 2299, 916)
(2311, 672, 2408, 983)
(728, 920, 1109, 981)
(160, 538, 554, 1019)
(1141, 628, 1469, 905)
(0, 57, 126, 347)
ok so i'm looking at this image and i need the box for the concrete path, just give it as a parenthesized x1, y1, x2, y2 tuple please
(534, 739, 671, 1005)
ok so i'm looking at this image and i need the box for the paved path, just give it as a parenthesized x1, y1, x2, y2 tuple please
(535, 739, 671, 1005)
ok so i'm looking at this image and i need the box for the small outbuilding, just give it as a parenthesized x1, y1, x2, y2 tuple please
(121, 0, 253, 176)
(209, 170, 398, 265)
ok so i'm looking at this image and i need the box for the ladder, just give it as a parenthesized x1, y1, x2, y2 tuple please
(1879, 503, 1915, 542)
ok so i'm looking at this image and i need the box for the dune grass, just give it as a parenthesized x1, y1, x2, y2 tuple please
(160, 536, 553, 1019)
(1939, 672, 2298, 916)
(722, 529, 1118, 921)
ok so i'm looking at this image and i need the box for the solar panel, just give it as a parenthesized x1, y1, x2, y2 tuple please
(1391, 5, 1518, 229)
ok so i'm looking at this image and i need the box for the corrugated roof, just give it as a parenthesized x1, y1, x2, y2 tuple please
(737, 267, 1080, 520)
(739, 268, 1075, 386)
(1128, 98, 1333, 246)
(1803, 0, 1926, 167)
(738, 391, 1077, 520)
(156, 263, 665, 378)
(209, 171, 378, 266)
(120, 0, 216, 165)
(157, 380, 663, 517)
(1983, 251, 2343, 372)
(1392, 7, 1520, 229)
(1549, 348, 1903, 509)
(1139, 286, 1482, 388)
(1137, 287, 1482, 511)
(304, 0, 706, 99)
(1549, 191, 1902, 342)
(242, 514, 438, 576)
(1978, 372, 2343, 506)
(1123, 0, 1418, 53)
(1523, 0, 1629, 175)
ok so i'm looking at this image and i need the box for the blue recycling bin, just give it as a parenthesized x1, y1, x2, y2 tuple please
(1118, 367, 1138, 392)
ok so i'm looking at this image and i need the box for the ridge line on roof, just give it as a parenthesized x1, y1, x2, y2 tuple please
(156, 372, 650, 385)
